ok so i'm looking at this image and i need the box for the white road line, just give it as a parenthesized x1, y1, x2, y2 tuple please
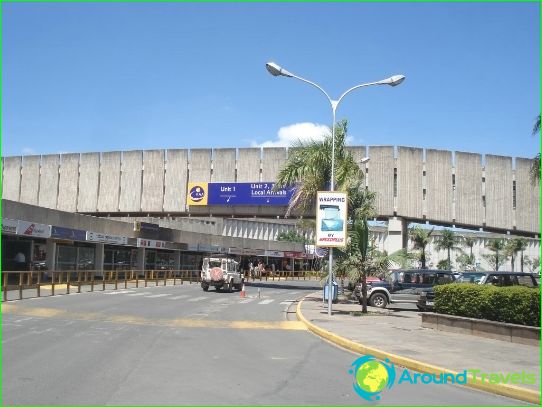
(211, 298, 230, 304)
(126, 292, 147, 296)
(258, 299, 275, 305)
(239, 298, 255, 304)
(187, 296, 207, 302)
(168, 295, 190, 300)
(280, 300, 296, 305)
(145, 294, 172, 298)
(103, 291, 132, 295)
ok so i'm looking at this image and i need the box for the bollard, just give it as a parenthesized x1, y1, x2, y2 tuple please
(125, 271, 128, 289)
(37, 271, 41, 297)
(144, 271, 148, 287)
(77, 272, 82, 293)
(155, 271, 158, 287)
(51, 272, 55, 296)
(3, 272, 8, 302)
(173, 271, 176, 286)
(91, 273, 94, 292)
(19, 273, 23, 300)
(115, 271, 119, 290)
(164, 271, 167, 286)
(66, 272, 70, 295)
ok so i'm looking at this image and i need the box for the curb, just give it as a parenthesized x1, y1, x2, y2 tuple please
(296, 298, 540, 404)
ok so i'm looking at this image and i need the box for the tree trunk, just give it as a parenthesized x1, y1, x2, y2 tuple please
(447, 248, 451, 269)
(520, 251, 524, 272)
(361, 274, 367, 314)
(511, 253, 515, 272)
(421, 248, 426, 269)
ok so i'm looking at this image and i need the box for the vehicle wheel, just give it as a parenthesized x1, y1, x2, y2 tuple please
(416, 305, 426, 311)
(202, 285, 209, 292)
(227, 280, 234, 293)
(369, 293, 388, 308)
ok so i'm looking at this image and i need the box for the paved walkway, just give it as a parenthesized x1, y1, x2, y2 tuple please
(298, 291, 540, 397)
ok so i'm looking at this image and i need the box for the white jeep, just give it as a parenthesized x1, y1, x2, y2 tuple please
(201, 256, 243, 293)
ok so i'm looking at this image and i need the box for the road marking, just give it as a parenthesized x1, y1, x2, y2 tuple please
(126, 292, 147, 296)
(168, 295, 190, 300)
(258, 299, 274, 305)
(103, 291, 132, 295)
(280, 300, 296, 305)
(145, 294, 172, 298)
(239, 298, 254, 304)
(187, 296, 207, 302)
(1, 304, 307, 331)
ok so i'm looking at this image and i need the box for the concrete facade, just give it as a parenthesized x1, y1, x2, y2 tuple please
(2, 145, 540, 235)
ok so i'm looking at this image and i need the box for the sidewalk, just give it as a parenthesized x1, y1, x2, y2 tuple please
(297, 291, 540, 403)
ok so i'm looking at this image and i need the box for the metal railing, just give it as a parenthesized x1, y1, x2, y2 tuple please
(1, 269, 201, 301)
(1, 269, 322, 301)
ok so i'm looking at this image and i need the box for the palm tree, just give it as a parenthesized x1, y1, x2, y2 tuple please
(274, 119, 363, 216)
(335, 218, 388, 313)
(460, 235, 477, 269)
(409, 226, 434, 269)
(530, 114, 540, 184)
(435, 229, 460, 270)
(524, 256, 540, 273)
(485, 239, 507, 271)
(505, 238, 528, 272)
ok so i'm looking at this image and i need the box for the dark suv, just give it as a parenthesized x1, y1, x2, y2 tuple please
(356, 269, 455, 309)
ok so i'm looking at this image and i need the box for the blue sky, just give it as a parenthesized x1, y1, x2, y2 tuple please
(2, 1, 540, 160)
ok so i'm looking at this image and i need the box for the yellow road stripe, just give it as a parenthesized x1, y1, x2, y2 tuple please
(1, 304, 306, 331)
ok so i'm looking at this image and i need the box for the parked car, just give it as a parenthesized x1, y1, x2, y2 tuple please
(355, 269, 455, 309)
(478, 271, 539, 287)
(457, 271, 486, 284)
(419, 271, 540, 312)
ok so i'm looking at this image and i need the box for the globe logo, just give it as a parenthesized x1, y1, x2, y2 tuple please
(349, 355, 396, 401)
(189, 186, 205, 202)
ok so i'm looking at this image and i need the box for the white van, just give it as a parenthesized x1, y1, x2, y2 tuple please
(201, 256, 243, 292)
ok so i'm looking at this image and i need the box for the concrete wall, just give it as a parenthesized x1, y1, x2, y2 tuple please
(97, 151, 121, 212)
(4, 146, 540, 235)
(367, 146, 395, 216)
(485, 155, 513, 230)
(163, 149, 188, 213)
(141, 150, 165, 212)
(454, 152, 483, 227)
(57, 154, 79, 212)
(78, 152, 100, 212)
(38, 155, 59, 209)
(397, 147, 423, 219)
(2, 156, 22, 201)
(119, 151, 142, 212)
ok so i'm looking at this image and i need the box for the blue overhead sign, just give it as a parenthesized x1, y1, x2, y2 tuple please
(207, 182, 295, 206)
(187, 182, 294, 206)
(51, 226, 87, 241)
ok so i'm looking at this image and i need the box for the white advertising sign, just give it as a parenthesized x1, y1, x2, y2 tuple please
(2, 219, 18, 234)
(137, 238, 167, 249)
(16, 220, 52, 238)
(315, 191, 348, 248)
(86, 231, 128, 245)
(265, 250, 284, 257)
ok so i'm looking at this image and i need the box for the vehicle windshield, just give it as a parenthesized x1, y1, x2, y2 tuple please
(209, 260, 222, 268)
(459, 273, 484, 283)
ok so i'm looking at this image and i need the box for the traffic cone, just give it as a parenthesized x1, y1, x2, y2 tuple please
(240, 284, 246, 298)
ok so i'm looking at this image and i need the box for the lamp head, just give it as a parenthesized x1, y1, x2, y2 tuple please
(266, 62, 293, 78)
(360, 157, 370, 164)
(387, 75, 406, 87)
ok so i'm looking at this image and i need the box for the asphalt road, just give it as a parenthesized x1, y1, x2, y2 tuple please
(1, 280, 531, 405)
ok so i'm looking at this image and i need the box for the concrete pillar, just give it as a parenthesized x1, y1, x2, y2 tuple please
(386, 217, 407, 254)
(137, 247, 146, 271)
(45, 239, 57, 272)
(174, 250, 181, 270)
(94, 243, 104, 275)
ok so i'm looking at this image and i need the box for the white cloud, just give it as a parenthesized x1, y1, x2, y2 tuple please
(252, 122, 358, 148)
(252, 122, 330, 148)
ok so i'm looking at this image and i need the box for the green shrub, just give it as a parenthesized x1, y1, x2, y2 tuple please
(434, 284, 540, 327)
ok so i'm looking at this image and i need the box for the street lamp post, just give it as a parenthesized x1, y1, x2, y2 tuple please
(266, 62, 405, 316)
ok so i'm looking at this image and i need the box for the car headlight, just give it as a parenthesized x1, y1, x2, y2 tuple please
(420, 291, 427, 297)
